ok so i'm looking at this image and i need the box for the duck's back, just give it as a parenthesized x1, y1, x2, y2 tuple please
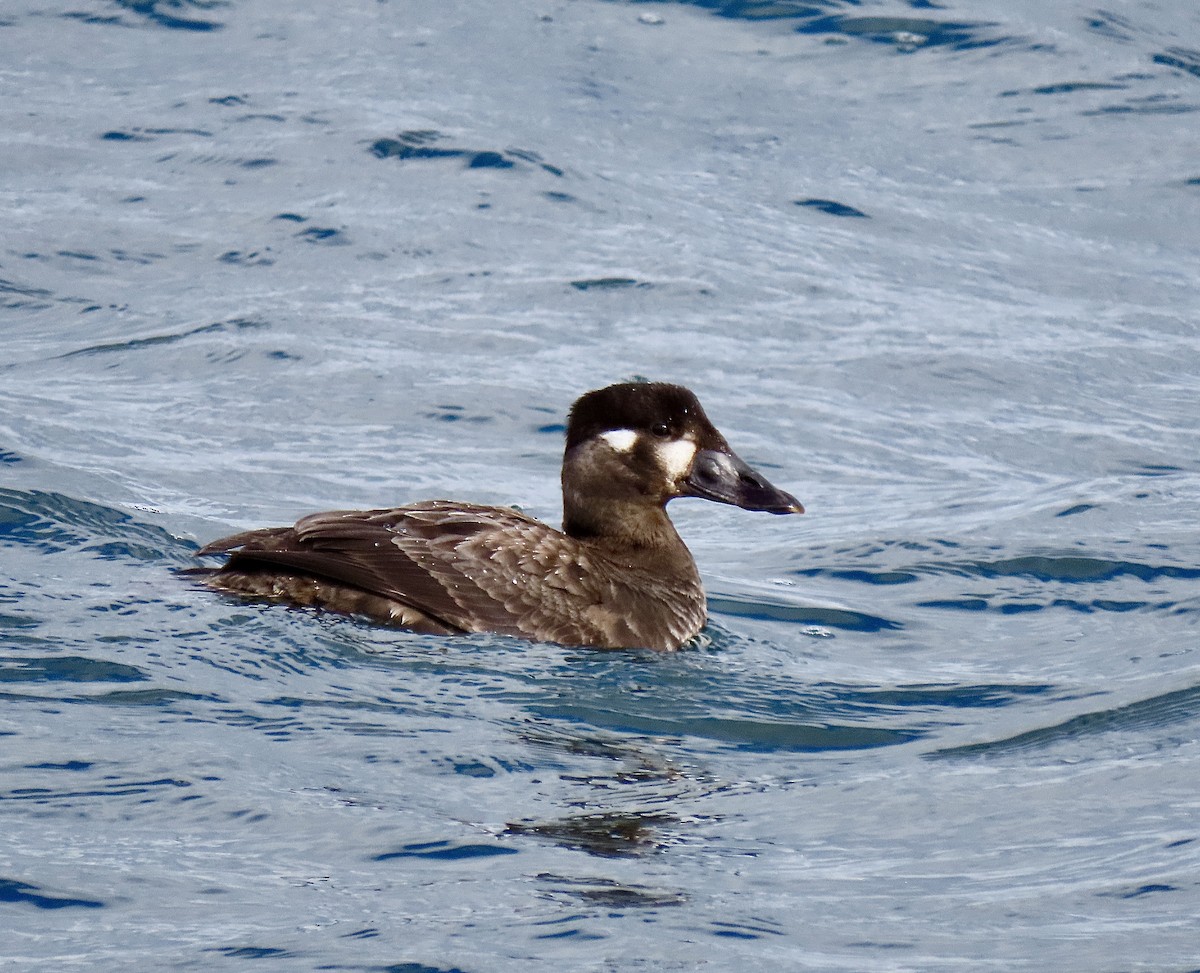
(198, 501, 706, 650)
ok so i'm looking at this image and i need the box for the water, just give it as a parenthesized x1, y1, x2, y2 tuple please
(2, 0, 1199, 969)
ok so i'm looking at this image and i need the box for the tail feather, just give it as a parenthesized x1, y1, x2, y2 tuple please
(197, 525, 292, 556)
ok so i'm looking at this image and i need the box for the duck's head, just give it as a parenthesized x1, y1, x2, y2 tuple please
(561, 382, 803, 539)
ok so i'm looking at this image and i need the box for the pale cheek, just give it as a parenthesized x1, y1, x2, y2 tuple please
(656, 439, 697, 480)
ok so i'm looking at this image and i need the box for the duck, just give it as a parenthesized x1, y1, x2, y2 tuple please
(193, 382, 803, 650)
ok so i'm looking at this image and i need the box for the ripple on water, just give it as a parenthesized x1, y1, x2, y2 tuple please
(796, 14, 1010, 51)
(369, 129, 566, 179)
(790, 540, 1200, 620)
(942, 555, 1200, 584)
(649, 2, 1020, 52)
(0, 655, 146, 684)
(0, 488, 191, 564)
(495, 651, 1064, 756)
(374, 840, 519, 862)
(0, 767, 193, 809)
(709, 593, 902, 632)
(65, 0, 225, 32)
(52, 317, 266, 363)
(929, 681, 1200, 761)
(0, 878, 105, 910)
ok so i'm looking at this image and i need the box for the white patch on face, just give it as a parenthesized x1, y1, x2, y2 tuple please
(600, 428, 639, 453)
(656, 437, 698, 480)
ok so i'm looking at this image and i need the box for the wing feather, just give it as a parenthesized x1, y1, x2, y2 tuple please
(208, 502, 572, 637)
(201, 500, 706, 649)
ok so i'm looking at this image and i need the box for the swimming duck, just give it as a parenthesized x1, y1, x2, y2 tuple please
(195, 382, 803, 650)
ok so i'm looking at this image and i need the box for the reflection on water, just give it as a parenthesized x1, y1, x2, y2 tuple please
(507, 811, 679, 859)
(536, 872, 687, 909)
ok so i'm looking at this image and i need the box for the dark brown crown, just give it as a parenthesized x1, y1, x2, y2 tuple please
(565, 383, 711, 451)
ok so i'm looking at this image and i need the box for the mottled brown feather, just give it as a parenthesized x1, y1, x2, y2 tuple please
(197, 501, 706, 650)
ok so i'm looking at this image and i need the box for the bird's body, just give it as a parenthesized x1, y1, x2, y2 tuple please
(194, 382, 802, 650)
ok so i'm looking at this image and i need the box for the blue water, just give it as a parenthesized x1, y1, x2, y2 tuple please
(3, 0, 1199, 969)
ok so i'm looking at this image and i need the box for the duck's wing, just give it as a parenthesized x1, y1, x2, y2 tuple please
(198, 501, 590, 640)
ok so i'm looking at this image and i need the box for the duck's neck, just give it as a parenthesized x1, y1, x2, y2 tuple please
(559, 440, 696, 571)
(562, 493, 695, 568)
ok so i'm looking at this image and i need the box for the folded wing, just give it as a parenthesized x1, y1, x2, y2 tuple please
(200, 502, 590, 641)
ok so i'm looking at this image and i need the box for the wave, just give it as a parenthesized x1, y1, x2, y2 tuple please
(0, 488, 191, 564)
(929, 681, 1200, 759)
(789, 544, 1199, 618)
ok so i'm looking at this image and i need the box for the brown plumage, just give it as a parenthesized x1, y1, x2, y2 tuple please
(192, 382, 803, 650)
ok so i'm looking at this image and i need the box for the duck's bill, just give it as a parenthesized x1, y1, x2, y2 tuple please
(682, 448, 804, 514)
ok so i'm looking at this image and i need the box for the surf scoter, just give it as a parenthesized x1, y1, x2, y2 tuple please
(194, 382, 803, 650)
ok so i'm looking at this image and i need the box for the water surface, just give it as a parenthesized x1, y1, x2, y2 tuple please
(2, 0, 1199, 969)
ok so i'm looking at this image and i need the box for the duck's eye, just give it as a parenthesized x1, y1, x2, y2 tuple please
(650, 422, 671, 438)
